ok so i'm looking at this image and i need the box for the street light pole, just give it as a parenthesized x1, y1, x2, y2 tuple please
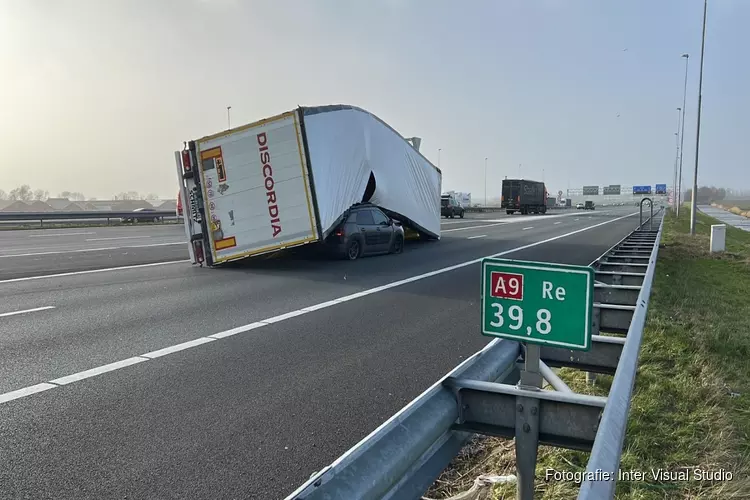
(227, 106, 232, 130)
(673, 108, 681, 212)
(690, 0, 707, 236)
(484, 157, 488, 206)
(438, 149, 442, 169)
(677, 54, 689, 217)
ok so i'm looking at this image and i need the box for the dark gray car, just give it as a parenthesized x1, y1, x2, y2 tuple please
(324, 204, 405, 260)
(121, 208, 162, 223)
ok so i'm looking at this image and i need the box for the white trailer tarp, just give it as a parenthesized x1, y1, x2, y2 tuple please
(302, 105, 442, 238)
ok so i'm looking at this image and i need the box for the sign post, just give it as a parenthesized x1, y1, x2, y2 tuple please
(481, 257, 595, 500)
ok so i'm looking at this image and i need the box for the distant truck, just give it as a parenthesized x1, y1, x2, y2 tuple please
(584, 200, 595, 210)
(501, 179, 547, 215)
(565, 198, 572, 208)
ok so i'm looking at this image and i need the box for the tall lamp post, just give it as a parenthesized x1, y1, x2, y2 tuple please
(227, 106, 232, 130)
(690, 0, 707, 236)
(673, 108, 681, 211)
(438, 148, 442, 169)
(677, 54, 689, 217)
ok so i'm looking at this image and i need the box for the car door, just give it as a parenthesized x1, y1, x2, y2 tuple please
(354, 209, 379, 254)
(370, 208, 394, 248)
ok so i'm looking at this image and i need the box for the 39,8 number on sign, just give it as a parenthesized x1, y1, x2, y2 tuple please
(489, 303, 552, 336)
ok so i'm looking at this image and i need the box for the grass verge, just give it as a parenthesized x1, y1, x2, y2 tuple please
(425, 209, 750, 499)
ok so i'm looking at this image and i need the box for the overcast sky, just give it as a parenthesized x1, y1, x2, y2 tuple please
(0, 0, 747, 200)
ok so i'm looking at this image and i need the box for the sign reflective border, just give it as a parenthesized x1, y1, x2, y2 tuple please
(481, 258, 594, 351)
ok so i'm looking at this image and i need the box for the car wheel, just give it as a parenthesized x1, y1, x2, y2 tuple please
(346, 239, 361, 261)
(392, 235, 404, 254)
(459, 211, 464, 219)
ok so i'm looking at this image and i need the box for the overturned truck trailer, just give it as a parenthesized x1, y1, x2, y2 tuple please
(174, 105, 442, 266)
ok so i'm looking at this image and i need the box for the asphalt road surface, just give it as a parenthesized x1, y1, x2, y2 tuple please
(0, 207, 639, 499)
(0, 225, 188, 280)
(0, 211, 566, 280)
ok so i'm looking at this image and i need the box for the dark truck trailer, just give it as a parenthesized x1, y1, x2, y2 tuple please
(501, 179, 547, 215)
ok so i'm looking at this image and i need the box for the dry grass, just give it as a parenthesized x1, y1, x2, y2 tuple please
(711, 201, 750, 218)
(425, 209, 750, 499)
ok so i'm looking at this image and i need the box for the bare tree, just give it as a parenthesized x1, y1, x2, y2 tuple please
(145, 193, 159, 201)
(70, 192, 85, 201)
(33, 189, 49, 201)
(59, 191, 73, 199)
(0, 189, 7, 200)
(9, 185, 33, 201)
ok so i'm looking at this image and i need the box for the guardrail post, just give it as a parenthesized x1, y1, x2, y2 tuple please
(517, 343, 542, 500)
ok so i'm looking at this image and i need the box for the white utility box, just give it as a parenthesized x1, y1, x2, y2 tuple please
(710, 224, 726, 253)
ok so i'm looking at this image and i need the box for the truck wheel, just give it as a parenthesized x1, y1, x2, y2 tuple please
(346, 239, 361, 260)
(506, 210, 514, 215)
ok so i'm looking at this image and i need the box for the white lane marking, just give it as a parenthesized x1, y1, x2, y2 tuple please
(575, 218, 580, 221)
(85, 236, 151, 242)
(467, 234, 487, 239)
(440, 219, 495, 226)
(28, 232, 95, 238)
(474, 212, 580, 224)
(554, 221, 562, 225)
(0, 306, 56, 318)
(141, 337, 216, 359)
(0, 211, 638, 406)
(208, 321, 267, 339)
(0, 383, 58, 404)
(0, 259, 190, 285)
(443, 222, 507, 233)
(0, 241, 183, 258)
(49, 357, 148, 385)
(522, 227, 533, 231)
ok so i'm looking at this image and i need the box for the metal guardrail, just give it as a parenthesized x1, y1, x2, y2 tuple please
(286, 205, 664, 500)
(577, 199, 662, 499)
(0, 210, 178, 226)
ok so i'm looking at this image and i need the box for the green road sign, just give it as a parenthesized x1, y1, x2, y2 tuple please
(481, 258, 594, 351)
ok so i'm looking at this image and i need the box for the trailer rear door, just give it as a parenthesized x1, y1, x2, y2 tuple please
(194, 110, 319, 264)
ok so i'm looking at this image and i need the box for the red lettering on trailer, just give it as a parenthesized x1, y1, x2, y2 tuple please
(258, 132, 282, 237)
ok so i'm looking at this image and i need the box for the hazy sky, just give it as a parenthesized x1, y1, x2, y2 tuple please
(1, 0, 747, 200)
